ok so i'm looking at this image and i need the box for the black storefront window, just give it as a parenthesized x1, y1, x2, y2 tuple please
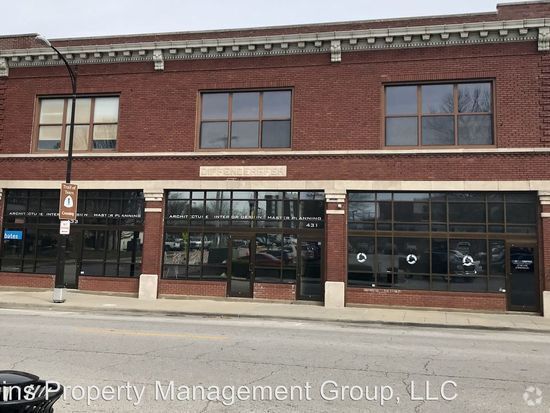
(163, 191, 324, 281)
(347, 192, 537, 293)
(1, 189, 144, 277)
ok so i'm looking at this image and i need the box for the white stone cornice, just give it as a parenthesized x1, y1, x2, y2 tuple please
(152, 50, 164, 71)
(539, 26, 550, 51)
(0, 18, 547, 73)
(0, 57, 8, 77)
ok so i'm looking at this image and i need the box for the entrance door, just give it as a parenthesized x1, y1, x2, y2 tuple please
(298, 238, 323, 301)
(507, 242, 539, 312)
(63, 231, 82, 289)
(229, 237, 253, 297)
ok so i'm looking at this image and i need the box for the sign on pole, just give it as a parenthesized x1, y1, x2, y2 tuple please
(59, 220, 71, 235)
(59, 183, 78, 221)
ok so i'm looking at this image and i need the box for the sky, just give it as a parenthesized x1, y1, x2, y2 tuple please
(0, 0, 534, 39)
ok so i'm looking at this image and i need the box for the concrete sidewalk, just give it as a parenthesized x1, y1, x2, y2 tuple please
(0, 288, 549, 333)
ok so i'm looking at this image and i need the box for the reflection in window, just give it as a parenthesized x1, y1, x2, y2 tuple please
(1, 190, 144, 277)
(385, 82, 493, 147)
(200, 91, 291, 149)
(165, 191, 324, 230)
(347, 191, 537, 293)
(37, 96, 119, 152)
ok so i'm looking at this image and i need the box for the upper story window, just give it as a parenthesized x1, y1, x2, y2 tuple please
(385, 82, 493, 147)
(36, 96, 119, 151)
(199, 90, 292, 149)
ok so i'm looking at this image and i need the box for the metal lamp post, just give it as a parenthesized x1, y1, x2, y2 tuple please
(36, 35, 77, 303)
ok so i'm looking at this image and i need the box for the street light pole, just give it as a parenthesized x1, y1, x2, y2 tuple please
(36, 35, 77, 303)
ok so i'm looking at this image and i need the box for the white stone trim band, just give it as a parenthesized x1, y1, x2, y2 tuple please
(326, 210, 345, 215)
(144, 192, 164, 202)
(3, 179, 550, 192)
(3, 147, 550, 159)
(144, 207, 163, 213)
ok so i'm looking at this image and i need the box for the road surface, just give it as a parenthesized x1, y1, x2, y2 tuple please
(0, 308, 549, 412)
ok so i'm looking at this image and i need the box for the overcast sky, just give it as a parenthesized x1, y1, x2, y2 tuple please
(1, 0, 532, 39)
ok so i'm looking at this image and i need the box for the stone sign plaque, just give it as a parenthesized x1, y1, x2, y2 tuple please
(200, 166, 287, 178)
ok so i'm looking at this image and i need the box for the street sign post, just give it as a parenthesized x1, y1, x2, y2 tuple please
(59, 183, 78, 221)
(59, 220, 71, 235)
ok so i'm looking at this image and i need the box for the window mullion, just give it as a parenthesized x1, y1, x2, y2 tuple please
(417, 86, 422, 147)
(454, 84, 458, 146)
(227, 93, 232, 148)
(89, 98, 96, 151)
(259, 92, 263, 148)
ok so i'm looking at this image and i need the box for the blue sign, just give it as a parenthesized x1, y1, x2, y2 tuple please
(3, 230, 23, 240)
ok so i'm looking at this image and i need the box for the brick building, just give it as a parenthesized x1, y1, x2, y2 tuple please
(1, 1, 550, 315)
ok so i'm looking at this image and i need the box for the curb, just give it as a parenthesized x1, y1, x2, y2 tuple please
(1, 302, 549, 334)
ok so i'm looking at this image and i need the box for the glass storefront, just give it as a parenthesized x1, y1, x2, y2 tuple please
(347, 192, 538, 297)
(163, 190, 325, 300)
(1, 190, 144, 284)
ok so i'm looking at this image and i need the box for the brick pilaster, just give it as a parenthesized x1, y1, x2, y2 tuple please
(539, 55, 550, 146)
(540, 191, 550, 291)
(0, 78, 6, 151)
(141, 192, 164, 276)
(324, 192, 347, 283)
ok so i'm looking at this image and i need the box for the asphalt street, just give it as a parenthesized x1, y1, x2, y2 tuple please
(0, 309, 549, 412)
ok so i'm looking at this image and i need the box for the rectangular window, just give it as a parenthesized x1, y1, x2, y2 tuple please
(1, 190, 144, 277)
(347, 192, 537, 293)
(385, 82, 493, 147)
(36, 96, 119, 152)
(199, 90, 292, 149)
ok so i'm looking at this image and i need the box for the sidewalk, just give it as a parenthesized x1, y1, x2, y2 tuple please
(0, 288, 549, 333)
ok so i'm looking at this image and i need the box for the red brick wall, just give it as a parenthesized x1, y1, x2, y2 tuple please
(0, 272, 54, 289)
(158, 280, 227, 297)
(6, 153, 550, 185)
(346, 287, 507, 311)
(142, 201, 163, 276)
(78, 276, 139, 294)
(1, 41, 545, 155)
(253, 282, 296, 300)
(497, 2, 550, 19)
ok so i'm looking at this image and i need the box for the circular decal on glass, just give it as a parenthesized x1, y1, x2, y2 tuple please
(356, 253, 368, 263)
(406, 254, 418, 265)
(462, 255, 474, 266)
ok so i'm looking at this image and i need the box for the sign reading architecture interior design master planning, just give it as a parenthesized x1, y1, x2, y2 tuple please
(200, 166, 287, 177)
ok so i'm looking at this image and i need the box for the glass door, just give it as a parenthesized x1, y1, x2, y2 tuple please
(507, 242, 539, 312)
(229, 237, 254, 297)
(298, 238, 323, 301)
(63, 230, 82, 289)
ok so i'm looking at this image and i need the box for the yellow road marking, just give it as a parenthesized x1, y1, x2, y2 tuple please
(77, 327, 227, 341)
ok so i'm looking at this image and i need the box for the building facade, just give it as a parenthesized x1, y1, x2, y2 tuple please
(1, 1, 550, 315)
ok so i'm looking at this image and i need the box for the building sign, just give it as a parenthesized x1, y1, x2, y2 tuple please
(59, 183, 78, 220)
(3, 230, 23, 240)
(59, 220, 71, 235)
(200, 166, 287, 178)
